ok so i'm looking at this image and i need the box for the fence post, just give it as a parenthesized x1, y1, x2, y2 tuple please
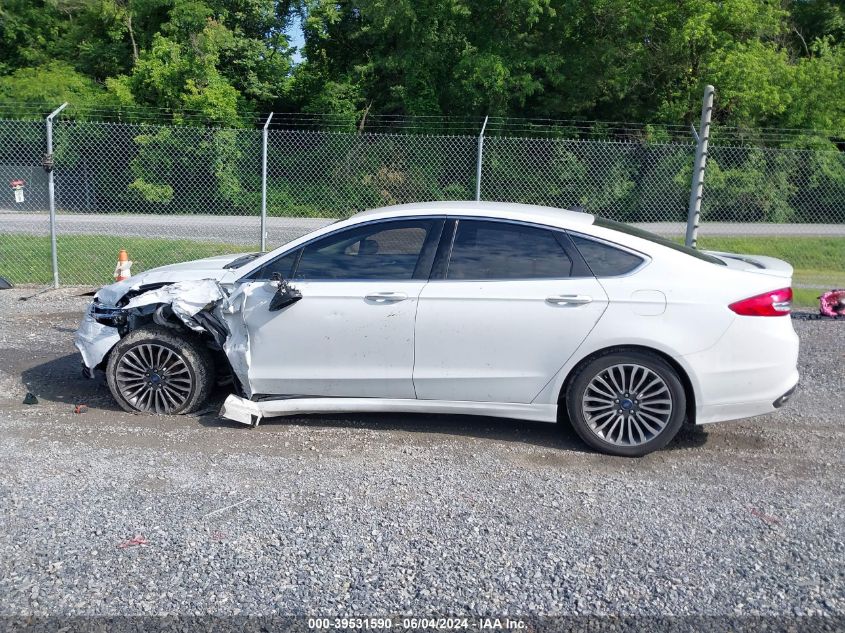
(260, 112, 274, 252)
(685, 85, 714, 248)
(45, 102, 68, 288)
(475, 115, 489, 201)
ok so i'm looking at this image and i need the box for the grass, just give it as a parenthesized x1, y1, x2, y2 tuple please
(0, 235, 252, 286)
(694, 236, 845, 286)
(1, 233, 841, 308)
(792, 287, 831, 308)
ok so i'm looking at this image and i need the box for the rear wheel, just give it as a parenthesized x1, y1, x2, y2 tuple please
(106, 325, 214, 415)
(565, 351, 686, 457)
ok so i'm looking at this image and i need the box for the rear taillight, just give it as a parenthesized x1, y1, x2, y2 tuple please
(729, 287, 792, 317)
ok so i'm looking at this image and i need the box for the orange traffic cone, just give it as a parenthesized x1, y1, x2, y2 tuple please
(114, 249, 133, 281)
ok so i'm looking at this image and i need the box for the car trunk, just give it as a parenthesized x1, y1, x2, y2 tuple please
(704, 251, 794, 281)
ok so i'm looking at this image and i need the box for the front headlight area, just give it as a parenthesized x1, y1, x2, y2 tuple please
(90, 300, 129, 328)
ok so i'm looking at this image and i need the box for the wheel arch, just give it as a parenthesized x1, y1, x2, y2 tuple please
(557, 344, 696, 425)
(98, 305, 239, 393)
(105, 323, 216, 414)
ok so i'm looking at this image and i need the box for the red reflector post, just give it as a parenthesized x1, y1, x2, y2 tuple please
(729, 287, 792, 317)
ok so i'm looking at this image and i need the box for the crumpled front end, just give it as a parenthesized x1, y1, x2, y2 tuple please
(74, 305, 121, 374)
(74, 272, 296, 409)
(74, 278, 231, 375)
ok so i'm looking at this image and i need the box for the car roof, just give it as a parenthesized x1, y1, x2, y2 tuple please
(350, 201, 595, 229)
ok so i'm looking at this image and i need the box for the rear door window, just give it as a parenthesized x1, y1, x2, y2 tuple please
(446, 220, 573, 280)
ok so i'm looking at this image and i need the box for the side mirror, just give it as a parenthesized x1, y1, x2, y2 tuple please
(268, 273, 302, 312)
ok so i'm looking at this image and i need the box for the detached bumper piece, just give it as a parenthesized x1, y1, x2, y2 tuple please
(219, 394, 263, 427)
(773, 383, 798, 409)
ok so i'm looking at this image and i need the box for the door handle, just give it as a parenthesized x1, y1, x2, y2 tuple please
(364, 292, 408, 303)
(546, 294, 593, 306)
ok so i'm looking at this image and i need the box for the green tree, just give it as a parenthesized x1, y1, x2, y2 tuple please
(0, 0, 65, 75)
(103, 0, 296, 123)
(292, 0, 845, 130)
(0, 62, 116, 115)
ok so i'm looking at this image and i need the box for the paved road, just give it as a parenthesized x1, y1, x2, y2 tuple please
(2, 212, 844, 247)
(635, 221, 845, 237)
(0, 213, 334, 247)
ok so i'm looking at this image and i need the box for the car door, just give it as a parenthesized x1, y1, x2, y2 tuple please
(413, 218, 608, 403)
(238, 217, 444, 398)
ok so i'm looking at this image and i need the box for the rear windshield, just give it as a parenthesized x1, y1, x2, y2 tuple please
(593, 217, 726, 266)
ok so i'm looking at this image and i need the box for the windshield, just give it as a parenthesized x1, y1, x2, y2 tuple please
(593, 218, 726, 266)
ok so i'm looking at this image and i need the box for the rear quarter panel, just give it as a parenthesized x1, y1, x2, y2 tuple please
(532, 245, 795, 408)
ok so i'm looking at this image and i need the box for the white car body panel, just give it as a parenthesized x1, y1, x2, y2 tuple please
(682, 316, 800, 424)
(78, 201, 800, 432)
(533, 243, 799, 424)
(413, 277, 608, 402)
(239, 279, 425, 398)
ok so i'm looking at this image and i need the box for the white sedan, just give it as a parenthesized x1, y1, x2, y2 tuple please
(76, 202, 799, 456)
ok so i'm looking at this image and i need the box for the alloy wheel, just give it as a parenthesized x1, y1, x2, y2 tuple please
(115, 343, 194, 414)
(581, 363, 673, 447)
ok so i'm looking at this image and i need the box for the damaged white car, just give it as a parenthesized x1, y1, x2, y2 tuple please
(75, 201, 799, 456)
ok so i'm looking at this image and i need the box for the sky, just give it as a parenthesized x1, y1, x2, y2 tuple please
(286, 13, 306, 65)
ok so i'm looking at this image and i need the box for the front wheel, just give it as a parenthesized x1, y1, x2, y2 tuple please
(565, 351, 686, 457)
(106, 325, 214, 415)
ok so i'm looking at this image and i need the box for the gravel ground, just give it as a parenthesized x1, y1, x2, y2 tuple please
(0, 286, 843, 622)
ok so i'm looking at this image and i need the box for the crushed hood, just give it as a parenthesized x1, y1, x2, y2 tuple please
(75, 278, 231, 371)
(95, 253, 250, 305)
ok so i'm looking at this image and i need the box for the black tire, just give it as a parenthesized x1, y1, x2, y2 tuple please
(564, 350, 686, 457)
(106, 325, 214, 415)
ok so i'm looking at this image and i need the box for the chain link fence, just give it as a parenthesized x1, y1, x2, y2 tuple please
(703, 145, 845, 224)
(266, 130, 478, 216)
(1, 115, 843, 291)
(0, 118, 52, 282)
(480, 137, 695, 223)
